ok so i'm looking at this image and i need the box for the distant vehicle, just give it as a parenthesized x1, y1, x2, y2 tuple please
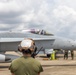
(0, 29, 76, 62)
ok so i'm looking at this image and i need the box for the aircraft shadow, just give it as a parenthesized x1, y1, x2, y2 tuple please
(39, 55, 76, 58)
(39, 56, 47, 58)
(1, 64, 76, 68)
(42, 64, 76, 67)
(1, 63, 76, 68)
(0, 66, 9, 68)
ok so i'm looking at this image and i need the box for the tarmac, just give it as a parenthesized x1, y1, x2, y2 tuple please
(0, 51, 76, 75)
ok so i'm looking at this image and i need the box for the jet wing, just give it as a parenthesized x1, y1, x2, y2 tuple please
(0, 38, 24, 42)
(33, 38, 55, 41)
(0, 38, 55, 42)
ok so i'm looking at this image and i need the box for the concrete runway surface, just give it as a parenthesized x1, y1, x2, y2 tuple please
(0, 51, 76, 75)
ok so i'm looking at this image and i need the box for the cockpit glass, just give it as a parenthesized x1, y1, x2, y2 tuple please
(30, 29, 54, 36)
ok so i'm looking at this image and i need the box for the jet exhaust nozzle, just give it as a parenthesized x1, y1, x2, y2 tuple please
(0, 54, 11, 62)
(5, 56, 11, 61)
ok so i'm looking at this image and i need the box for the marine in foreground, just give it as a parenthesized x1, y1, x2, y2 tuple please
(9, 38, 43, 75)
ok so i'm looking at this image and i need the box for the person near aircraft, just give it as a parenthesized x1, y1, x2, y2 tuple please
(9, 38, 43, 75)
(71, 50, 74, 60)
(39, 30, 45, 35)
(64, 50, 68, 60)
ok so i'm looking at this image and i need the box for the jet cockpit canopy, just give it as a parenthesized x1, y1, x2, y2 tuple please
(29, 29, 54, 36)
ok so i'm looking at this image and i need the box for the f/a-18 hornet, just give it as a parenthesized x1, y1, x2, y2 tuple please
(0, 29, 76, 62)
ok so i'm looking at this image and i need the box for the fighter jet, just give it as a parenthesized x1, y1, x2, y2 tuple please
(0, 29, 76, 62)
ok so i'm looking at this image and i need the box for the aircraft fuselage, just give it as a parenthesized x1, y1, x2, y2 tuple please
(0, 31, 76, 52)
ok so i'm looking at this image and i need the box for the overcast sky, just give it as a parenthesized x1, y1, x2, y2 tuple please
(0, 0, 76, 39)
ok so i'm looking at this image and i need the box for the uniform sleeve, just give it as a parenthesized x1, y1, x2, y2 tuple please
(39, 64, 43, 73)
(9, 63, 14, 73)
(36, 60, 43, 73)
(9, 60, 18, 73)
(33, 59, 43, 73)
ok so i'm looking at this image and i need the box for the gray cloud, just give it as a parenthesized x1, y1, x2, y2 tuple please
(0, 0, 76, 39)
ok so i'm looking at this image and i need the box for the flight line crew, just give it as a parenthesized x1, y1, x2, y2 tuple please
(9, 38, 43, 75)
(64, 50, 74, 60)
(64, 50, 68, 60)
(71, 50, 74, 60)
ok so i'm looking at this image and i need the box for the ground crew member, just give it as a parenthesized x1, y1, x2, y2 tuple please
(71, 50, 74, 60)
(9, 38, 43, 75)
(54, 49, 58, 59)
(64, 50, 68, 60)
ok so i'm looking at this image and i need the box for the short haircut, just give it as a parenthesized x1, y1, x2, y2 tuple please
(21, 49, 32, 54)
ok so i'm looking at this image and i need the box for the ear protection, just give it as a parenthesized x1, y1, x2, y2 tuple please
(18, 38, 36, 52)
